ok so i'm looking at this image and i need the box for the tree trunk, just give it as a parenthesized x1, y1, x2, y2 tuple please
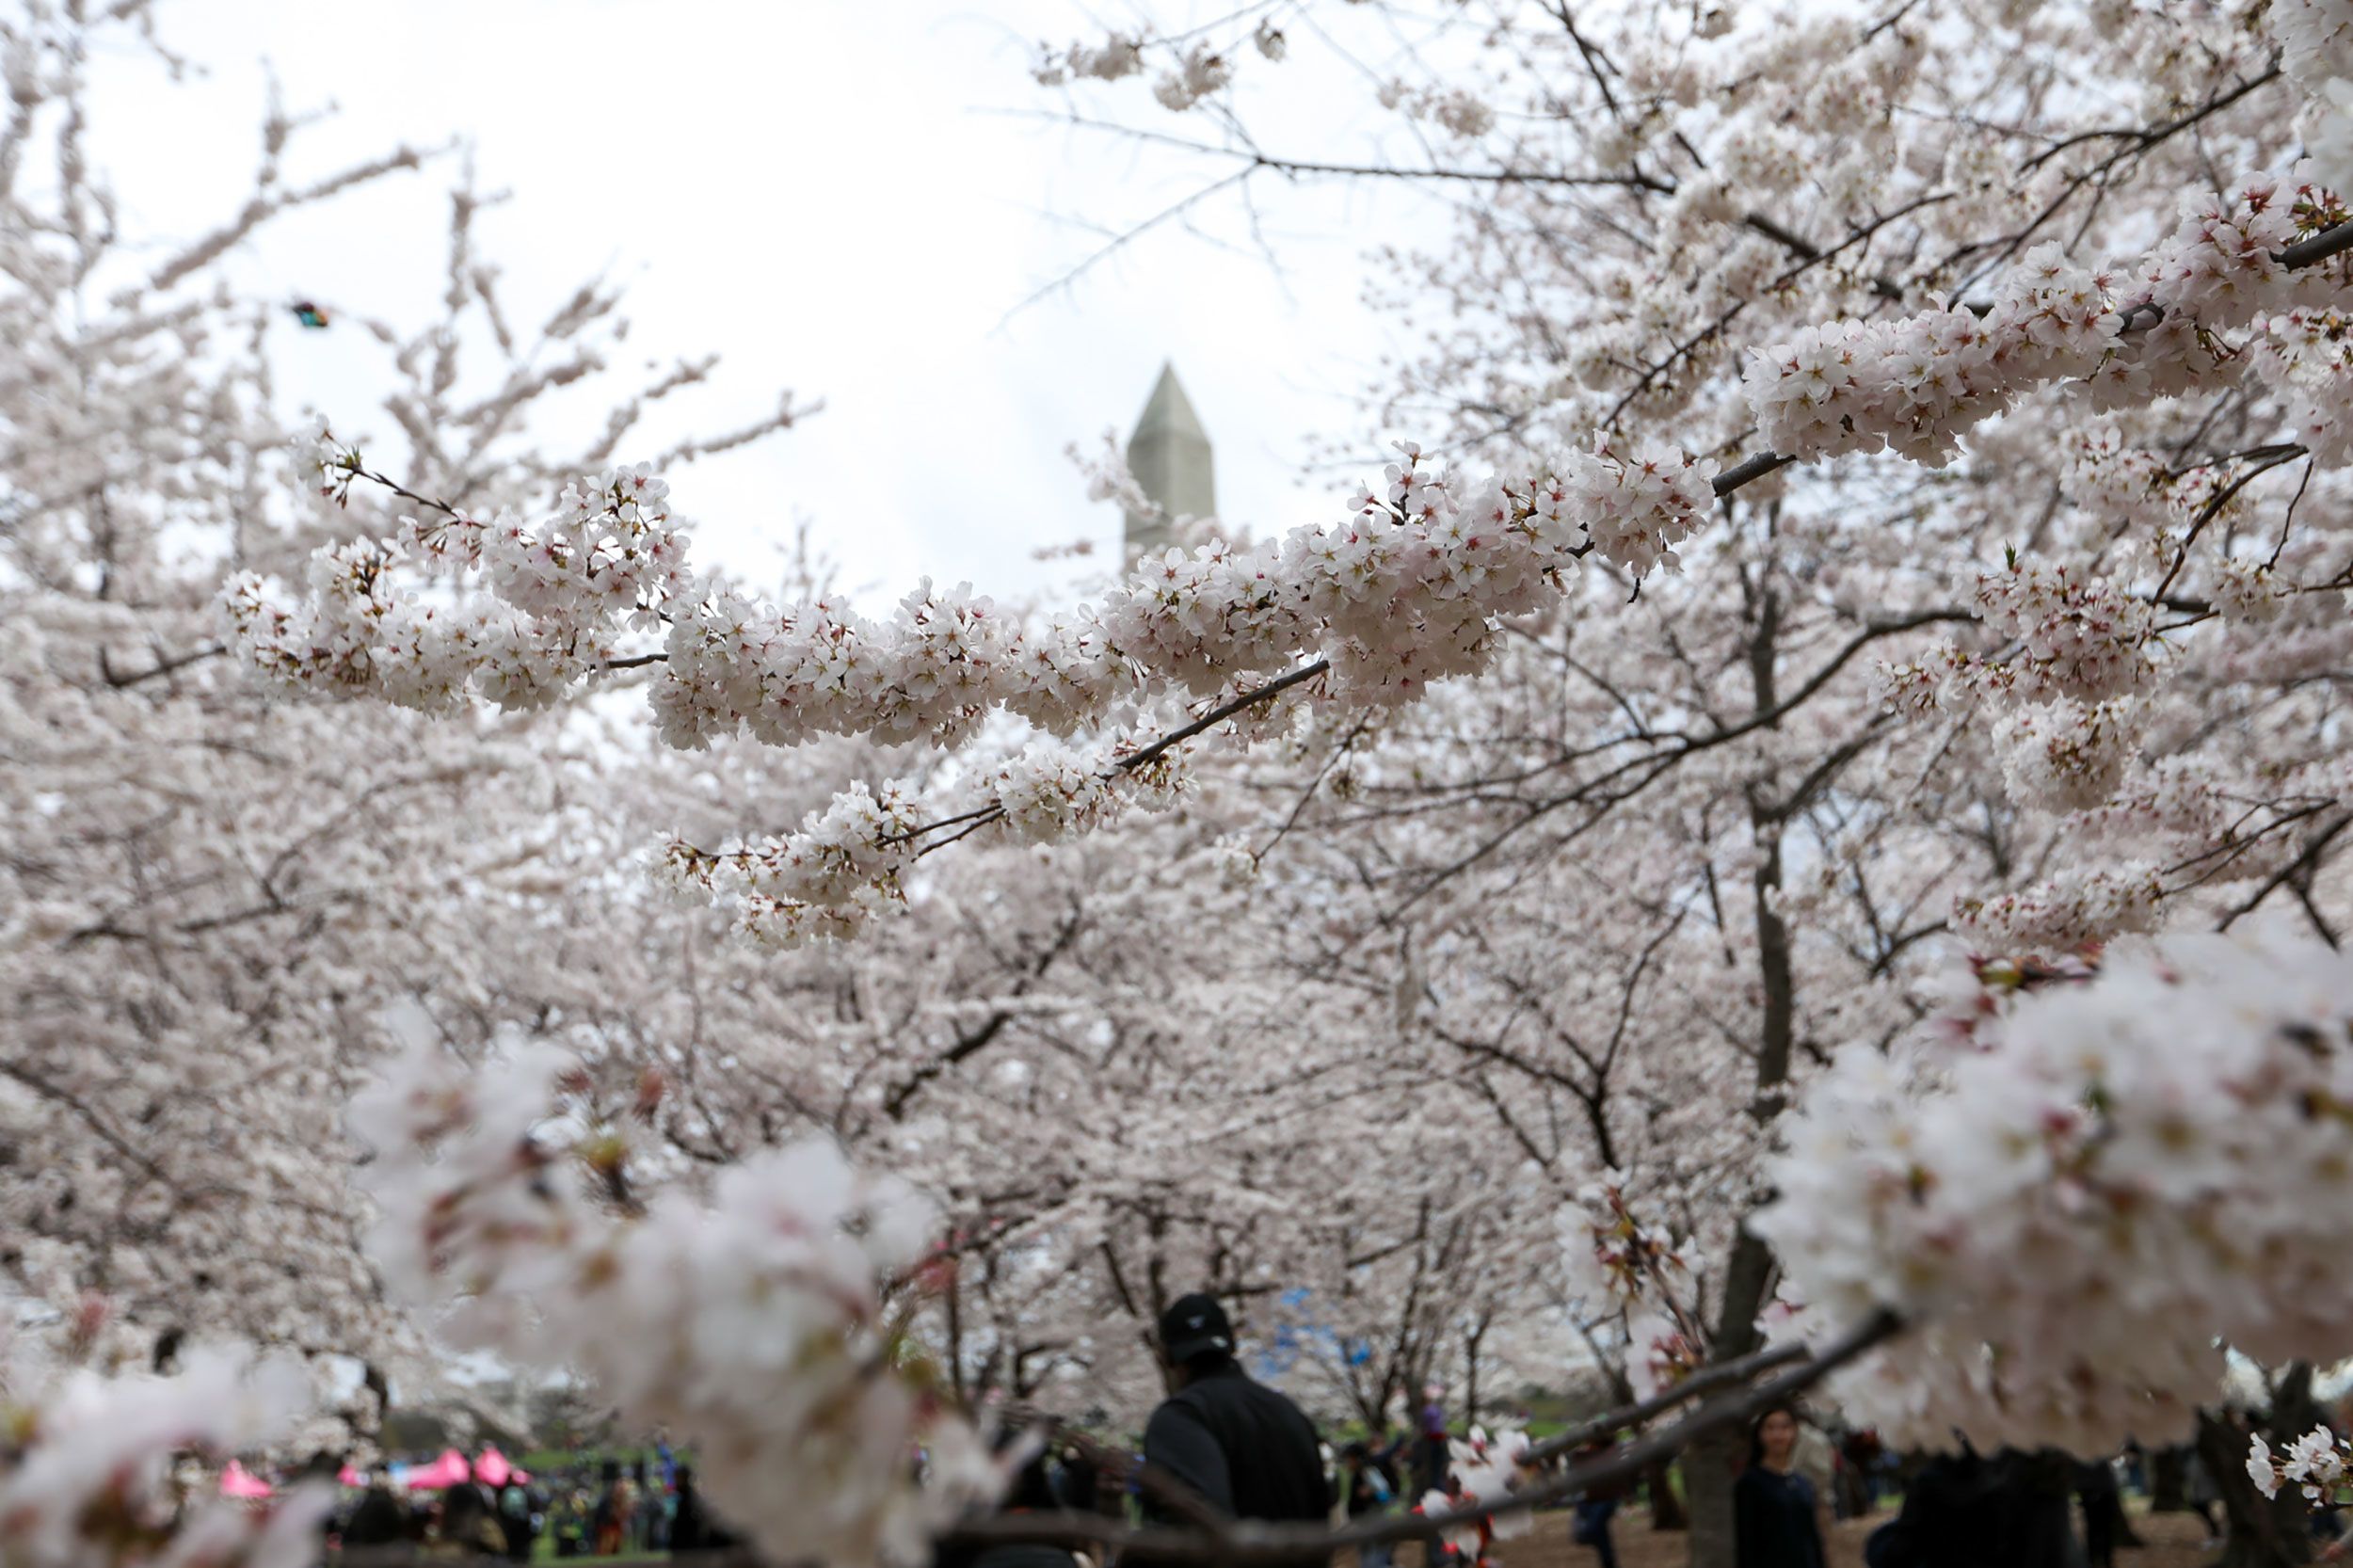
(2202, 1384, 2318, 1568)
(1682, 591, 1798, 1568)
(1647, 1456, 1688, 1529)
(1465, 1320, 1484, 1432)
(1684, 1425, 1745, 1567)
(2152, 1447, 2189, 1512)
(1685, 1221, 1777, 1566)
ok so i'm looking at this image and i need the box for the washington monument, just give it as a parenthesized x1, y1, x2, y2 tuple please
(1122, 362, 1215, 561)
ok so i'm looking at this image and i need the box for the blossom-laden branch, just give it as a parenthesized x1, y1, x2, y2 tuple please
(223, 181, 2351, 947)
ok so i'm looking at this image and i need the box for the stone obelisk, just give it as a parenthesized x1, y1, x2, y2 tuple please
(1123, 362, 1215, 562)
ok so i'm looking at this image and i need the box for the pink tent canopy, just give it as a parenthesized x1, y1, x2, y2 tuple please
(473, 1448, 527, 1488)
(337, 1464, 365, 1487)
(219, 1460, 273, 1499)
(401, 1448, 472, 1490)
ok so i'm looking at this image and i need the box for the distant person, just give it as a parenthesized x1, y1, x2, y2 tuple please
(1416, 1385, 1450, 1498)
(1053, 1442, 1100, 1514)
(344, 1476, 409, 1550)
(2075, 1458, 2122, 1568)
(631, 1460, 665, 1552)
(1736, 1406, 1827, 1568)
(1864, 1446, 2073, 1568)
(425, 1480, 509, 1559)
(935, 1449, 1081, 1568)
(1570, 1438, 1625, 1568)
(558, 1484, 593, 1558)
(593, 1460, 634, 1557)
(1339, 1440, 1397, 1568)
(1839, 1429, 1884, 1517)
(2186, 1447, 2222, 1546)
(498, 1481, 535, 1562)
(667, 1466, 736, 1554)
(1139, 1292, 1329, 1540)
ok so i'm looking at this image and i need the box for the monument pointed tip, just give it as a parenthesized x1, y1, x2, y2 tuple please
(1133, 362, 1209, 445)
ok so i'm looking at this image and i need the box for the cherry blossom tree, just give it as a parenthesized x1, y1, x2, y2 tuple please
(1014, 1, 2353, 1557)
(0, 0, 801, 1423)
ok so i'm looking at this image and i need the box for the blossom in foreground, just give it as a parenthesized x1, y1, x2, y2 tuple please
(2250, 1426, 2351, 1500)
(352, 1038, 1008, 1565)
(0, 1348, 330, 1568)
(1760, 928, 2353, 1455)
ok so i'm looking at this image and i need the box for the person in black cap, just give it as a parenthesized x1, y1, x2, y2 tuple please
(1141, 1292, 1331, 1532)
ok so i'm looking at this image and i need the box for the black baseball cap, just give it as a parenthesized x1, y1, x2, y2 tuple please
(1157, 1292, 1236, 1362)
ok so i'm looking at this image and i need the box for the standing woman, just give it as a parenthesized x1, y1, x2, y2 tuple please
(1737, 1406, 1830, 1568)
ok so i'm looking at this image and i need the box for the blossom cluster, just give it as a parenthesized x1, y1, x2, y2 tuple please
(1953, 861, 2162, 953)
(223, 443, 692, 713)
(1884, 558, 2160, 818)
(1558, 1178, 1688, 1315)
(1558, 1180, 1703, 1398)
(1745, 169, 2347, 469)
(2060, 425, 2195, 537)
(0, 1347, 330, 1568)
(1993, 699, 2137, 812)
(1973, 560, 2157, 707)
(1032, 18, 1280, 108)
(2274, 1, 2353, 192)
(2250, 307, 2353, 467)
(1030, 34, 1142, 87)
(1376, 81, 1497, 140)
(1150, 46, 1234, 113)
(239, 422, 1725, 746)
(2210, 552, 2294, 621)
(352, 1034, 1008, 1565)
(727, 436, 1696, 840)
(1744, 244, 2122, 467)
(654, 743, 1189, 945)
(2251, 1426, 2351, 1501)
(1066, 430, 1164, 526)
(1420, 1428, 1538, 1552)
(1759, 930, 2353, 1455)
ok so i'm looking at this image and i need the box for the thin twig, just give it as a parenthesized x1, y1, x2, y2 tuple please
(99, 642, 226, 687)
(1116, 657, 1333, 776)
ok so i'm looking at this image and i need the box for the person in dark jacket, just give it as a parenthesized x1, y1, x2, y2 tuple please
(1338, 1441, 1397, 1568)
(427, 1481, 509, 1559)
(344, 1478, 411, 1550)
(1410, 1386, 1448, 1500)
(2076, 1457, 2123, 1568)
(1570, 1438, 1625, 1568)
(1736, 1406, 1828, 1568)
(497, 1481, 535, 1562)
(1140, 1292, 1330, 1538)
(948, 1452, 1082, 1568)
(1864, 1446, 2073, 1568)
(667, 1466, 737, 1555)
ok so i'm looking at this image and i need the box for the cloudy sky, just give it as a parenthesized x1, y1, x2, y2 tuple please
(79, 1, 1457, 609)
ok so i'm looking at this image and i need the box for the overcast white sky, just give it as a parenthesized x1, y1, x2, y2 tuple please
(79, 2, 1455, 610)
